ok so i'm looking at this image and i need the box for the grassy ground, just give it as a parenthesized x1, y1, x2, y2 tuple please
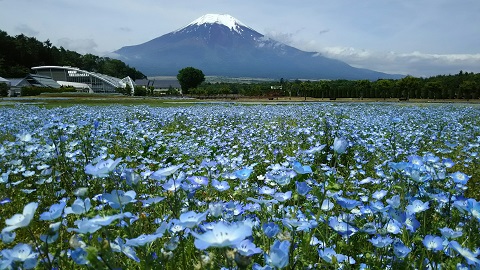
(1, 94, 480, 107)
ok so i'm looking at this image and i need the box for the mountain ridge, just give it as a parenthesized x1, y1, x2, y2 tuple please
(112, 14, 402, 80)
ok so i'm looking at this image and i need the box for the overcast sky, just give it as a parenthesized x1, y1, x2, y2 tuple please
(1, 0, 480, 77)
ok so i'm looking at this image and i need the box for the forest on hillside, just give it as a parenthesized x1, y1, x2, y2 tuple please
(191, 72, 480, 100)
(0, 30, 146, 79)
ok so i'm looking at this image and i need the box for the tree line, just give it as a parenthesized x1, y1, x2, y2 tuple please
(190, 71, 480, 100)
(0, 30, 146, 79)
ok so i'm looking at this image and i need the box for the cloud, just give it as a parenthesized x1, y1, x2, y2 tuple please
(315, 47, 480, 77)
(119, 27, 132, 32)
(57, 38, 99, 55)
(14, 24, 38, 36)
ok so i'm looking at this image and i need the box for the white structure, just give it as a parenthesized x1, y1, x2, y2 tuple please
(31, 66, 135, 94)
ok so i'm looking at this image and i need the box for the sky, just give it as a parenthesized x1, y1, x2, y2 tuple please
(1, 0, 480, 77)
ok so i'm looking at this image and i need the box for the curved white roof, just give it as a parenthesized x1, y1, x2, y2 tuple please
(31, 66, 135, 90)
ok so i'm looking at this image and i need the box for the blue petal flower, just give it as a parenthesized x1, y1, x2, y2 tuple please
(265, 240, 290, 269)
(40, 200, 66, 221)
(423, 235, 444, 252)
(234, 168, 253, 181)
(191, 221, 252, 250)
(2, 202, 38, 233)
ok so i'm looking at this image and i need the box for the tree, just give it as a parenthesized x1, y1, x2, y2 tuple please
(177, 67, 205, 95)
(0, 82, 9, 97)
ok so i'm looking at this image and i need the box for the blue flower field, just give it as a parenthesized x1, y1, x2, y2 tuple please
(0, 103, 479, 269)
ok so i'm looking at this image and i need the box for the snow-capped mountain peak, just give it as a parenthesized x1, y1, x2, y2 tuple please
(185, 14, 251, 33)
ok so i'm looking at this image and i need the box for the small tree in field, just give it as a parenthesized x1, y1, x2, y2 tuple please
(177, 67, 205, 95)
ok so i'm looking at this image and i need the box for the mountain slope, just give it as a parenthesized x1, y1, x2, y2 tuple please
(113, 14, 399, 80)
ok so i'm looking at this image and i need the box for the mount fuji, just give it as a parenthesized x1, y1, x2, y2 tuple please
(112, 14, 399, 80)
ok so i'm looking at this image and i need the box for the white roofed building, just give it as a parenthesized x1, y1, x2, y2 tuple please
(31, 66, 135, 94)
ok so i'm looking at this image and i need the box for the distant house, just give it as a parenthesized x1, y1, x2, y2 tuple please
(133, 78, 181, 95)
(6, 74, 61, 96)
(0, 76, 10, 85)
(135, 79, 181, 89)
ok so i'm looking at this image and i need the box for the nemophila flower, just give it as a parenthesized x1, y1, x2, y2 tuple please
(234, 168, 253, 180)
(162, 179, 183, 192)
(369, 235, 393, 248)
(236, 239, 262, 256)
(123, 168, 141, 186)
(70, 247, 88, 265)
(453, 198, 470, 213)
(262, 222, 280, 238)
(0, 197, 11, 205)
(318, 247, 355, 265)
(191, 221, 252, 250)
(265, 240, 290, 269)
(328, 217, 357, 237)
(423, 235, 444, 252)
(40, 222, 61, 244)
(407, 155, 424, 167)
(73, 187, 88, 197)
(321, 199, 335, 211)
(333, 137, 348, 154)
(361, 222, 379, 235)
(253, 263, 274, 270)
(150, 164, 183, 180)
(187, 175, 209, 186)
(102, 190, 136, 209)
(1, 243, 38, 269)
(372, 189, 388, 200)
(404, 214, 420, 233)
(369, 201, 389, 213)
(2, 202, 38, 233)
(140, 196, 165, 208)
(296, 181, 312, 196)
(178, 210, 209, 228)
(0, 172, 9, 184)
(85, 157, 122, 178)
(385, 219, 402, 234)
(442, 158, 455, 168)
(292, 161, 313, 174)
(67, 213, 131, 234)
(439, 227, 463, 239)
(466, 199, 480, 219)
(449, 241, 480, 265)
(302, 144, 326, 154)
(211, 179, 230, 191)
(266, 171, 291, 186)
(406, 199, 429, 215)
(39, 199, 66, 221)
(209, 202, 224, 217)
(258, 186, 276, 195)
(17, 132, 32, 142)
(450, 171, 470, 185)
(273, 191, 292, 202)
(336, 196, 362, 210)
(386, 195, 401, 209)
(126, 233, 162, 247)
(64, 198, 91, 215)
(164, 236, 180, 251)
(0, 231, 15, 244)
(22, 170, 35, 177)
(393, 241, 411, 259)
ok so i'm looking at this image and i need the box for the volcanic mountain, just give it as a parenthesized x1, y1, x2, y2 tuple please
(113, 14, 399, 80)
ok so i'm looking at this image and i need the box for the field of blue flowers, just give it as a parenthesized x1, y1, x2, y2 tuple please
(0, 102, 479, 269)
